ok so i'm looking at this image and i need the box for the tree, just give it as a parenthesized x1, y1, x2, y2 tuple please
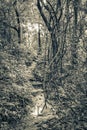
(12, 0, 22, 44)
(71, 0, 79, 66)
(0, 0, 28, 44)
(37, 0, 71, 85)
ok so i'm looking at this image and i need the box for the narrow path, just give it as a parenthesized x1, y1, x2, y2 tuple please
(24, 114, 58, 130)
(22, 61, 58, 130)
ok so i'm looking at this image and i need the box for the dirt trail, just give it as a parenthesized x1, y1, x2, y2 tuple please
(24, 114, 57, 130)
(19, 61, 57, 130)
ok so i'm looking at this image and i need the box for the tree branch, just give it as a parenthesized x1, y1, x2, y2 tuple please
(37, 0, 52, 31)
(3, 21, 18, 32)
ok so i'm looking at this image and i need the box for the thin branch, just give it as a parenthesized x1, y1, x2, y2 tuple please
(37, 0, 52, 31)
(2, 22, 18, 32)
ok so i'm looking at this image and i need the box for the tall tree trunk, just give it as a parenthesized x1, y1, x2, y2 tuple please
(51, 32, 58, 58)
(15, 9, 21, 44)
(38, 24, 41, 54)
(13, 0, 22, 44)
(71, 0, 79, 66)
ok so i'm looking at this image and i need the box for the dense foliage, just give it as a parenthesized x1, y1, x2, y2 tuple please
(0, 0, 87, 130)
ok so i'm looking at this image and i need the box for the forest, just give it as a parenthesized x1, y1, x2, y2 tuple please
(0, 0, 87, 130)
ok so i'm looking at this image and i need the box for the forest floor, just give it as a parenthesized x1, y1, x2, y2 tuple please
(24, 114, 58, 130)
(0, 44, 58, 130)
(0, 43, 87, 130)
